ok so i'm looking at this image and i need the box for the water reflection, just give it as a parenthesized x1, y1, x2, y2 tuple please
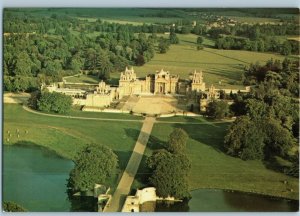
(152, 189, 299, 212)
(3, 144, 74, 211)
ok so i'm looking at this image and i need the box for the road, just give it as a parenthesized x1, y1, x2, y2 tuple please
(22, 105, 233, 124)
(22, 105, 144, 123)
(104, 117, 156, 212)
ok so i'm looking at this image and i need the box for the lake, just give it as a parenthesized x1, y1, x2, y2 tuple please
(3, 144, 74, 211)
(3, 144, 299, 212)
(154, 189, 299, 212)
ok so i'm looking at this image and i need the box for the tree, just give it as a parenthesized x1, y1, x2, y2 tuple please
(68, 143, 118, 193)
(28, 90, 41, 110)
(135, 54, 145, 66)
(147, 150, 191, 199)
(96, 51, 113, 80)
(263, 118, 296, 158)
(245, 98, 268, 119)
(280, 41, 292, 56)
(284, 153, 299, 177)
(13, 76, 30, 92)
(181, 26, 191, 34)
(4, 76, 15, 92)
(158, 38, 170, 54)
(224, 116, 265, 160)
(69, 54, 84, 73)
(166, 128, 188, 154)
(169, 32, 179, 44)
(44, 59, 62, 77)
(14, 51, 33, 76)
(206, 100, 229, 119)
(3, 201, 26, 212)
(196, 36, 204, 45)
(37, 92, 73, 114)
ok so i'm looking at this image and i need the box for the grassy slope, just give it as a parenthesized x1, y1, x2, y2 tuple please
(134, 122, 299, 200)
(64, 74, 99, 84)
(3, 104, 142, 168)
(110, 34, 285, 89)
(68, 33, 285, 90)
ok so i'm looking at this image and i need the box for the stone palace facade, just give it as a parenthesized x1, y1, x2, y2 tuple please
(45, 67, 250, 112)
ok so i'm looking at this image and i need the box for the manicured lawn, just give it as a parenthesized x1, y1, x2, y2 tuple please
(68, 109, 143, 120)
(54, 106, 143, 120)
(157, 115, 206, 123)
(3, 104, 142, 168)
(133, 122, 299, 200)
(64, 74, 100, 84)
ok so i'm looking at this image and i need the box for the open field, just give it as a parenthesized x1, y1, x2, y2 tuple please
(3, 104, 142, 167)
(133, 122, 299, 200)
(119, 34, 285, 89)
(68, 33, 285, 90)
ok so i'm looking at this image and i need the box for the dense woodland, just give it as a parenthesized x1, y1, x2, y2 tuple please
(4, 13, 172, 92)
(225, 59, 299, 176)
(213, 23, 299, 55)
(4, 9, 299, 93)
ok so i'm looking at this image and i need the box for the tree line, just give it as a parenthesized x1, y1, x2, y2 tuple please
(211, 22, 299, 55)
(215, 35, 299, 56)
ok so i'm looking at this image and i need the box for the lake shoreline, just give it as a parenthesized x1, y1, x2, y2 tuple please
(3, 141, 299, 201)
(3, 142, 73, 160)
(190, 187, 299, 201)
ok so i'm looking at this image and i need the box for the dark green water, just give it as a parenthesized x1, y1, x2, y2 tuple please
(3, 144, 74, 211)
(155, 189, 299, 212)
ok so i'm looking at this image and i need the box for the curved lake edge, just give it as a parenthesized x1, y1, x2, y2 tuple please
(3, 144, 75, 211)
(153, 188, 299, 212)
(190, 187, 299, 201)
(4, 142, 299, 201)
(3, 141, 73, 160)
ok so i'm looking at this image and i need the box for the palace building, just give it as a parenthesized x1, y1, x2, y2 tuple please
(45, 67, 249, 113)
(118, 67, 181, 96)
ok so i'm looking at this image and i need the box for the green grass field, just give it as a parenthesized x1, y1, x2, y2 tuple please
(69, 33, 285, 90)
(133, 122, 299, 200)
(65, 32, 291, 90)
(68, 107, 143, 120)
(3, 104, 142, 167)
(64, 74, 100, 84)
(123, 34, 285, 89)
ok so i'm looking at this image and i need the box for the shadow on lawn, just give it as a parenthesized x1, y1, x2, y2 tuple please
(173, 123, 230, 153)
(114, 150, 133, 170)
(262, 156, 291, 174)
